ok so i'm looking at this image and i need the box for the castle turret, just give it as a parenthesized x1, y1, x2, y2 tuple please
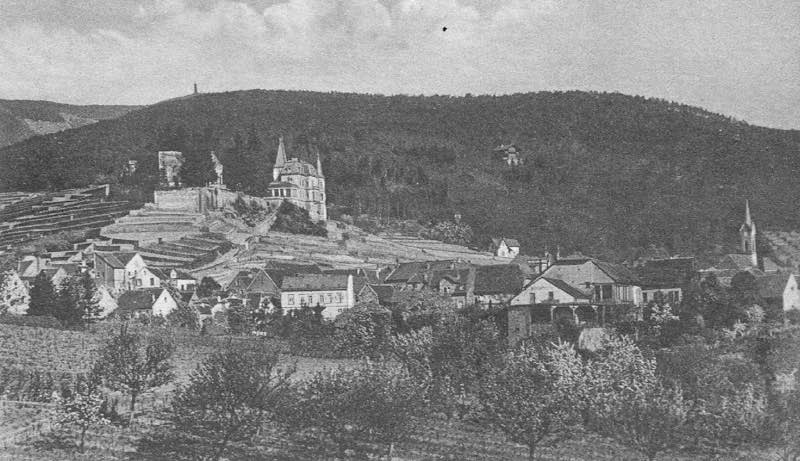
(273, 137, 287, 181)
(316, 152, 323, 177)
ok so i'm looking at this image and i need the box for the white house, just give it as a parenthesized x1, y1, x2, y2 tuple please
(757, 273, 800, 312)
(152, 288, 181, 317)
(510, 277, 592, 306)
(537, 255, 642, 305)
(491, 238, 520, 258)
(280, 274, 355, 320)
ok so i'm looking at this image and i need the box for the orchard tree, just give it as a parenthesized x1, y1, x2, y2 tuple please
(584, 336, 690, 461)
(27, 271, 57, 317)
(171, 341, 294, 461)
(93, 326, 174, 424)
(293, 361, 428, 459)
(52, 385, 109, 452)
(479, 342, 584, 460)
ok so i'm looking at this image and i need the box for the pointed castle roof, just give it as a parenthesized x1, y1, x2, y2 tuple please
(275, 137, 287, 169)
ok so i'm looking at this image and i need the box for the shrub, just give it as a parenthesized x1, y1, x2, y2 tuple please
(334, 302, 392, 358)
(271, 201, 327, 236)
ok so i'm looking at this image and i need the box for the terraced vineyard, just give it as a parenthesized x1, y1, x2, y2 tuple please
(0, 186, 131, 248)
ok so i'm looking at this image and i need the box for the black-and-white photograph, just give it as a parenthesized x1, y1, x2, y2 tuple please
(0, 1, 798, 459)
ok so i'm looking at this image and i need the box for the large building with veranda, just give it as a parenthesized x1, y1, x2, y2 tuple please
(266, 137, 327, 222)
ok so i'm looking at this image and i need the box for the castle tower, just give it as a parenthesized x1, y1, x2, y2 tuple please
(739, 200, 758, 267)
(193, 83, 198, 95)
(273, 137, 287, 181)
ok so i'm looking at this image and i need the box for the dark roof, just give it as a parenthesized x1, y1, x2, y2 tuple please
(756, 273, 793, 299)
(282, 274, 350, 291)
(17, 260, 33, 275)
(179, 291, 196, 303)
(715, 254, 756, 272)
(149, 267, 168, 280)
(384, 260, 466, 283)
(227, 271, 253, 291)
(541, 277, 591, 299)
(593, 260, 639, 284)
(95, 251, 138, 269)
(117, 288, 161, 313)
(370, 284, 396, 303)
(247, 269, 280, 294)
(637, 258, 696, 289)
(474, 264, 525, 295)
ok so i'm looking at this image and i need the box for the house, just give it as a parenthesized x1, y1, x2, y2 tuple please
(756, 273, 800, 314)
(430, 268, 472, 307)
(492, 144, 523, 166)
(473, 264, 527, 307)
(115, 287, 180, 318)
(383, 260, 471, 289)
(94, 285, 118, 319)
(280, 273, 355, 320)
(369, 284, 397, 306)
(637, 257, 696, 306)
(226, 268, 281, 308)
(94, 252, 161, 293)
(536, 254, 642, 305)
(510, 277, 592, 306)
(490, 238, 521, 258)
(166, 269, 197, 292)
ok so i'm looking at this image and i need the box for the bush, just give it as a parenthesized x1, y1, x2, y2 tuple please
(334, 302, 392, 358)
(271, 201, 327, 236)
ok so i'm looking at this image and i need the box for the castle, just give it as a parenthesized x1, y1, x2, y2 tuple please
(266, 137, 327, 222)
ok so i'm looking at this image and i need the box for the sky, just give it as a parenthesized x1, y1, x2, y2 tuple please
(0, 0, 798, 129)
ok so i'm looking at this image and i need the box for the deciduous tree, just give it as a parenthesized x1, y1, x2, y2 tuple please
(52, 385, 109, 452)
(27, 271, 57, 317)
(93, 326, 174, 424)
(171, 341, 294, 461)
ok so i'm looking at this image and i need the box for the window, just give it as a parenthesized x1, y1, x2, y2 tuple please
(326, 294, 332, 303)
(548, 291, 554, 300)
(336, 293, 342, 303)
(529, 293, 536, 304)
(288, 295, 294, 305)
(643, 292, 648, 303)
(602, 285, 612, 300)
(300, 295, 306, 305)
(150, 278, 155, 286)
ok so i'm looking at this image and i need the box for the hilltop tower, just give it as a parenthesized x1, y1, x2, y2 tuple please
(193, 83, 198, 95)
(266, 137, 327, 222)
(739, 200, 758, 267)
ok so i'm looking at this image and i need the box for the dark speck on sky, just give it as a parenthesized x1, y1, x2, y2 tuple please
(442, 26, 447, 32)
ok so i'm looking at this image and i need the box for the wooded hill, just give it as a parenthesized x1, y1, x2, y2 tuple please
(1, 89, 798, 262)
(0, 99, 138, 148)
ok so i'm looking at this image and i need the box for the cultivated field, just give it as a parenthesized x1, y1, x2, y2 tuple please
(0, 322, 777, 460)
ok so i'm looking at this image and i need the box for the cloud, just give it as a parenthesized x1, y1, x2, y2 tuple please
(0, 0, 797, 129)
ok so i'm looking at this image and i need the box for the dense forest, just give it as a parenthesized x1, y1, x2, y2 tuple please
(1, 89, 799, 262)
(0, 99, 138, 147)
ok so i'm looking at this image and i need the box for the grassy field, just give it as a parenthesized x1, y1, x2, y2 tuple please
(0, 322, 778, 460)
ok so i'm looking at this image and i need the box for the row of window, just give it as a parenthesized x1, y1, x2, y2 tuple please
(286, 292, 343, 306)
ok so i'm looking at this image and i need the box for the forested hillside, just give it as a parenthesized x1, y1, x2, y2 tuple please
(1, 89, 799, 262)
(0, 99, 139, 147)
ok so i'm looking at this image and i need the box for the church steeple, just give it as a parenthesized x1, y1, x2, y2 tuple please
(740, 200, 758, 267)
(273, 136, 287, 182)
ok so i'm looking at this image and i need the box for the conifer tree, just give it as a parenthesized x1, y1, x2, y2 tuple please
(27, 271, 57, 317)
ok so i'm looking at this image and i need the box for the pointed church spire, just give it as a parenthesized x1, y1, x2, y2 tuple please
(745, 199, 752, 226)
(273, 136, 287, 182)
(316, 151, 323, 176)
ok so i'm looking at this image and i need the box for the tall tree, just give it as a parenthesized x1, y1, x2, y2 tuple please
(93, 326, 174, 424)
(27, 271, 57, 317)
(55, 272, 99, 327)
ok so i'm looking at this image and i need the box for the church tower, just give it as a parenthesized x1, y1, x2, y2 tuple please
(739, 200, 758, 267)
(273, 136, 287, 181)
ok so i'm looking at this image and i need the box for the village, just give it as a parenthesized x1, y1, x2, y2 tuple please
(1, 136, 798, 349)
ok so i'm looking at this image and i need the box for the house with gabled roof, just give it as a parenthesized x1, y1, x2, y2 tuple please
(473, 264, 527, 306)
(490, 238, 520, 258)
(637, 257, 696, 306)
(280, 273, 354, 320)
(114, 287, 181, 319)
(94, 251, 161, 293)
(756, 273, 800, 314)
(537, 253, 642, 305)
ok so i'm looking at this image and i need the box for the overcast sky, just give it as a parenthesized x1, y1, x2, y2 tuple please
(1, 0, 798, 129)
